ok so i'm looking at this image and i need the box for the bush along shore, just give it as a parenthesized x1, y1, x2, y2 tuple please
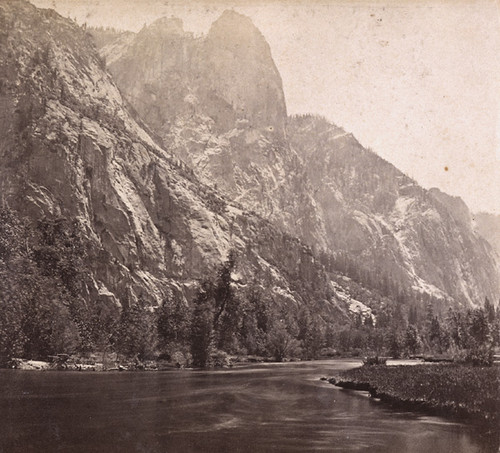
(6, 352, 292, 372)
(328, 364, 500, 429)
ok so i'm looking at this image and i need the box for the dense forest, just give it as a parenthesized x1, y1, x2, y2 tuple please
(1, 207, 498, 368)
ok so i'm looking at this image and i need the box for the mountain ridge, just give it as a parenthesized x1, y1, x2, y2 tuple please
(91, 15, 500, 308)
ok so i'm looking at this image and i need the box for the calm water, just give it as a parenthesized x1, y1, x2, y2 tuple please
(0, 360, 497, 453)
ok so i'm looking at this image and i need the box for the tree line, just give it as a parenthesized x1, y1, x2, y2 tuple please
(1, 207, 498, 368)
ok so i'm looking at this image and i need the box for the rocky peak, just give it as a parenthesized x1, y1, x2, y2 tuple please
(203, 10, 287, 136)
(141, 16, 185, 37)
(97, 10, 287, 137)
(207, 10, 270, 57)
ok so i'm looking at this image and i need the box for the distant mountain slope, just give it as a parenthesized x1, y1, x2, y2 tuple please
(0, 0, 367, 322)
(93, 15, 500, 308)
(288, 115, 500, 307)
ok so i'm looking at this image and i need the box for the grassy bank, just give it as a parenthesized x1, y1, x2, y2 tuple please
(330, 364, 499, 427)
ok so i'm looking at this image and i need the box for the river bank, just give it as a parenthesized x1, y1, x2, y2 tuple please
(6, 353, 303, 372)
(9, 357, 159, 371)
(328, 364, 500, 429)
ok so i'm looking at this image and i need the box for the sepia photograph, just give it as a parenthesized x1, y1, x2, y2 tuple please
(0, 0, 499, 451)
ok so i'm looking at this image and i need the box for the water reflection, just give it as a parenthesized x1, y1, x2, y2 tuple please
(0, 360, 497, 452)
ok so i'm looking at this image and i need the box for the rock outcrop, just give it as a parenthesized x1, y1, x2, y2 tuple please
(202, 10, 287, 136)
(97, 13, 323, 247)
(101, 11, 286, 138)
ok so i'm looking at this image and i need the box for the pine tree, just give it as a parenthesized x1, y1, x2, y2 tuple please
(112, 303, 157, 361)
(239, 285, 268, 355)
(404, 325, 420, 355)
(213, 251, 240, 352)
(386, 330, 403, 358)
(469, 308, 490, 345)
(190, 282, 215, 367)
(297, 307, 324, 359)
(157, 294, 191, 351)
(484, 297, 495, 324)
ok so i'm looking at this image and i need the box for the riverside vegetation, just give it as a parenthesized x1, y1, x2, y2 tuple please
(330, 364, 500, 429)
(1, 207, 499, 369)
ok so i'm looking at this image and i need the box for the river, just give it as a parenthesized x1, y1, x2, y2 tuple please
(0, 360, 497, 452)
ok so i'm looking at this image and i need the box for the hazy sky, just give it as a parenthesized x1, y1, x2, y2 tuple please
(31, 0, 500, 215)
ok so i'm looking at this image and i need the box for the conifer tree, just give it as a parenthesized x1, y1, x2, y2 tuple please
(191, 282, 215, 367)
(214, 251, 240, 352)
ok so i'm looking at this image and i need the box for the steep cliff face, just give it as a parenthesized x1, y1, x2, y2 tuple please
(0, 1, 360, 318)
(100, 17, 196, 138)
(101, 11, 286, 138)
(288, 115, 500, 307)
(1, 1, 221, 307)
(96, 14, 324, 247)
(4, 1, 498, 326)
(202, 10, 287, 135)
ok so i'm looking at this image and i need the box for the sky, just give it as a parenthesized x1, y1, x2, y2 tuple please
(31, 0, 500, 215)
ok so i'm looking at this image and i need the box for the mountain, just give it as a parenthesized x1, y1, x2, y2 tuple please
(100, 11, 286, 138)
(95, 12, 324, 248)
(1, 0, 366, 325)
(93, 16, 500, 309)
(288, 116, 500, 307)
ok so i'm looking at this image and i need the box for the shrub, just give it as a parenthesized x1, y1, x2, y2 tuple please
(211, 349, 231, 368)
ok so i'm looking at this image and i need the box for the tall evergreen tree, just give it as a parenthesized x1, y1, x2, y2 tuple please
(157, 294, 191, 351)
(213, 251, 240, 352)
(191, 282, 215, 367)
(484, 297, 495, 324)
(112, 303, 157, 361)
(404, 325, 420, 355)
